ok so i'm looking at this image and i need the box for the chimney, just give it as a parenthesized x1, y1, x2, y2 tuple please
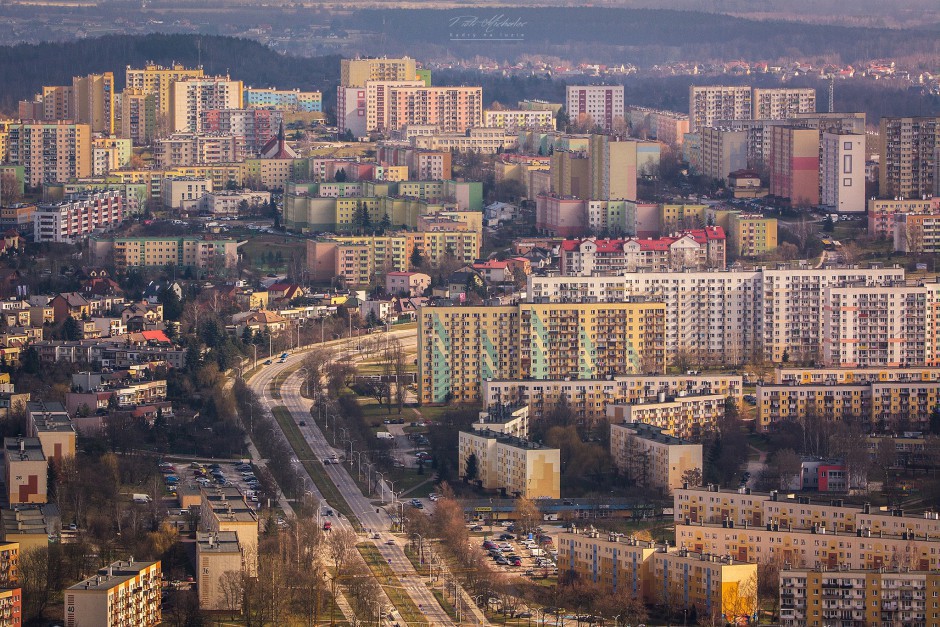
(18, 440, 23, 452)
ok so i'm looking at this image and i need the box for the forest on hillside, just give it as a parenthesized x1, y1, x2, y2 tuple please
(0, 34, 339, 113)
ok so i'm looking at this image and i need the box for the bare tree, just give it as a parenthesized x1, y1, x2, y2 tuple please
(220, 570, 243, 617)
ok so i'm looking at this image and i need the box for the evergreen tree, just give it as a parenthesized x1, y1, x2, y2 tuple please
(159, 285, 183, 321)
(410, 246, 424, 270)
(62, 316, 81, 341)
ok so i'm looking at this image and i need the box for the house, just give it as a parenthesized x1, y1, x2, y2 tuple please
(505, 257, 532, 278)
(82, 275, 123, 297)
(386, 272, 431, 297)
(360, 298, 395, 323)
(0, 270, 25, 299)
(266, 283, 303, 303)
(238, 310, 288, 334)
(472, 260, 513, 283)
(142, 281, 183, 305)
(121, 302, 164, 332)
(50, 293, 90, 323)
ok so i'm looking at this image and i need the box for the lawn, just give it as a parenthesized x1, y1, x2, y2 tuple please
(270, 406, 359, 528)
(357, 543, 428, 626)
(238, 233, 307, 273)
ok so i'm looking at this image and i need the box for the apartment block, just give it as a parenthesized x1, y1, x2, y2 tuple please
(160, 177, 212, 209)
(0, 587, 20, 627)
(761, 266, 905, 363)
(200, 109, 282, 153)
(199, 486, 258, 576)
(821, 283, 940, 367)
(626, 107, 690, 147)
(528, 270, 763, 365)
(120, 89, 157, 145)
(386, 86, 483, 134)
(769, 126, 820, 207)
(588, 135, 660, 201)
(419, 301, 666, 404)
(558, 229, 726, 275)
(610, 422, 702, 494)
(169, 77, 243, 133)
(154, 134, 247, 168)
(6, 122, 91, 187)
(894, 212, 940, 254)
(779, 568, 939, 627)
(341, 57, 418, 87)
(4, 438, 46, 505)
(752, 88, 816, 121)
(566, 86, 625, 132)
(757, 381, 940, 431)
(33, 190, 123, 244)
(821, 132, 865, 213)
(558, 529, 757, 622)
(411, 127, 518, 154)
(91, 236, 239, 269)
(482, 374, 743, 425)
(688, 86, 752, 132)
(483, 109, 555, 130)
(773, 366, 940, 386)
(879, 116, 940, 200)
(193, 190, 271, 218)
(727, 213, 778, 257)
(125, 63, 204, 120)
(306, 230, 479, 286)
(243, 87, 322, 112)
(26, 400, 76, 463)
(458, 429, 560, 499)
(606, 394, 725, 440)
(700, 127, 747, 182)
(39, 85, 74, 121)
(72, 72, 115, 134)
(868, 197, 940, 239)
(64, 560, 161, 627)
(196, 531, 242, 611)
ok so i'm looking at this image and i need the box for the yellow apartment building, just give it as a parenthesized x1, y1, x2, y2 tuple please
(200, 487, 258, 576)
(606, 393, 724, 440)
(196, 531, 242, 611)
(610, 422, 703, 494)
(4, 438, 46, 505)
(558, 530, 757, 621)
(341, 57, 418, 87)
(419, 301, 666, 405)
(727, 213, 778, 257)
(458, 429, 560, 499)
(0, 543, 18, 585)
(780, 568, 940, 627)
(125, 63, 204, 121)
(26, 401, 76, 463)
(64, 560, 161, 627)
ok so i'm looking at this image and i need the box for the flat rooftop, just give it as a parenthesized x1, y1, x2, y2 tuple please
(67, 560, 160, 591)
(196, 531, 240, 553)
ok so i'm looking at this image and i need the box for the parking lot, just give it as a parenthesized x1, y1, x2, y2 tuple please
(476, 522, 559, 579)
(158, 459, 262, 506)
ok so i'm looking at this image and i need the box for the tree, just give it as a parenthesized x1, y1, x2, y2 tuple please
(822, 214, 835, 232)
(410, 246, 425, 270)
(464, 452, 479, 483)
(62, 315, 81, 341)
(514, 496, 541, 535)
(159, 285, 184, 321)
(334, 168, 347, 182)
(681, 467, 703, 488)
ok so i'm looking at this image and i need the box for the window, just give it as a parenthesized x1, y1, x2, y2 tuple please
(843, 155, 853, 174)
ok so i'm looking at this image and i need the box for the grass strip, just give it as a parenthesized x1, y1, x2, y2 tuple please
(357, 543, 429, 626)
(432, 589, 459, 622)
(269, 363, 302, 400)
(271, 405, 359, 529)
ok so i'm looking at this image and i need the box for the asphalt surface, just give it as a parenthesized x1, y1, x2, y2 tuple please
(247, 329, 464, 626)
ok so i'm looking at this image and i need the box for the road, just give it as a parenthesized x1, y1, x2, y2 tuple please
(247, 328, 474, 626)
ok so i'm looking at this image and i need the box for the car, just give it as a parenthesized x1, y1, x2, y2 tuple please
(323, 459, 332, 465)
(372, 533, 381, 539)
(412, 502, 424, 509)
(280, 353, 289, 359)
(323, 509, 334, 516)
(495, 557, 510, 565)
(482, 540, 497, 549)
(323, 521, 332, 531)
(499, 533, 514, 540)
(517, 612, 532, 618)
(428, 494, 439, 502)
(470, 525, 483, 532)
(299, 420, 306, 426)
(386, 539, 395, 545)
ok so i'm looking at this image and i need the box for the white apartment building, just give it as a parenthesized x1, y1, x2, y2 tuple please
(566, 86, 625, 132)
(161, 177, 212, 210)
(761, 267, 906, 363)
(411, 128, 518, 154)
(688, 86, 752, 132)
(821, 283, 940, 367)
(752, 88, 817, 121)
(190, 190, 271, 217)
(34, 190, 124, 244)
(821, 132, 865, 213)
(701, 127, 748, 182)
(483, 109, 555, 130)
(154, 133, 247, 167)
(170, 77, 243, 133)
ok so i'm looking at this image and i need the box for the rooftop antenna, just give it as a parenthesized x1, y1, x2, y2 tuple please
(197, 38, 201, 68)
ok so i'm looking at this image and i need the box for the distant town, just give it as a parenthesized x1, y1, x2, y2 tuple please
(0, 25, 936, 627)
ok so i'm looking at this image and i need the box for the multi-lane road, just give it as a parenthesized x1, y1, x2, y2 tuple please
(246, 328, 478, 626)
